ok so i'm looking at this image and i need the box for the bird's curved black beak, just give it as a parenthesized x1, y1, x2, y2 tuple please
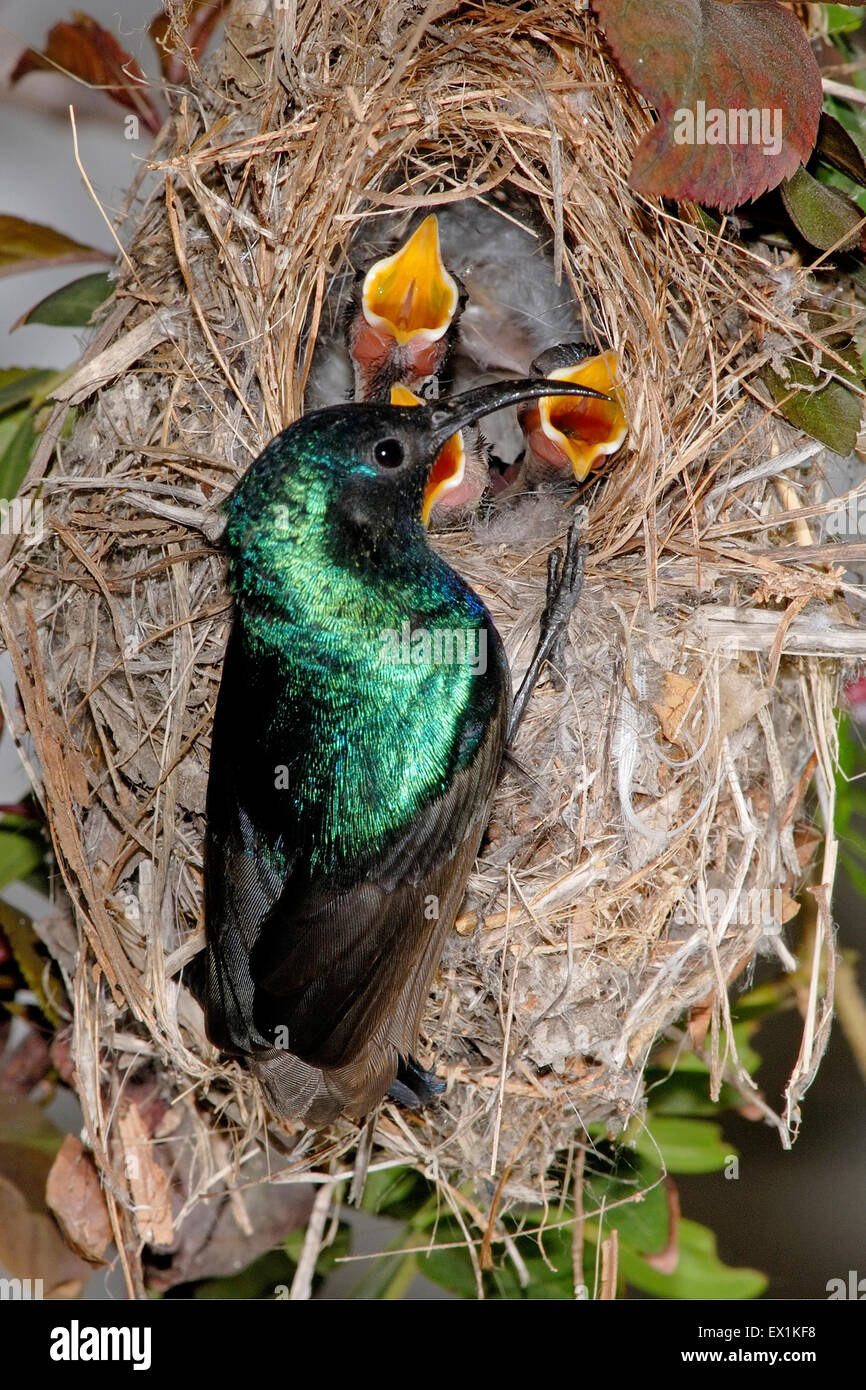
(426, 377, 612, 454)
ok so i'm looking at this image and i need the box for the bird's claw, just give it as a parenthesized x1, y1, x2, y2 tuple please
(539, 517, 586, 690)
(387, 1054, 445, 1110)
(507, 513, 586, 741)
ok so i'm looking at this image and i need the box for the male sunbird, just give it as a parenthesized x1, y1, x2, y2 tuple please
(204, 378, 608, 1127)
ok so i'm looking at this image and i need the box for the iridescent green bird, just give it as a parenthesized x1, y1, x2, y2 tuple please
(204, 378, 606, 1127)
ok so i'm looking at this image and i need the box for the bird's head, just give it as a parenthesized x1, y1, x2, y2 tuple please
(389, 383, 483, 525)
(518, 343, 628, 483)
(346, 214, 464, 399)
(224, 377, 612, 578)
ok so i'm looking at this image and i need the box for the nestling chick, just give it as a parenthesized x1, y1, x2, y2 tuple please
(306, 215, 462, 407)
(390, 383, 489, 525)
(517, 342, 628, 485)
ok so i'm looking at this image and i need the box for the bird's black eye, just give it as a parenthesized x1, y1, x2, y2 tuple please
(373, 438, 404, 469)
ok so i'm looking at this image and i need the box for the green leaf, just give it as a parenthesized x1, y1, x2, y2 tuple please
(0, 830, 42, 892)
(633, 1116, 735, 1173)
(648, 1019, 761, 1088)
(0, 1095, 63, 1157)
(0, 901, 58, 1025)
(282, 1219, 350, 1280)
(840, 855, 866, 896)
(0, 411, 38, 500)
(780, 165, 864, 251)
(840, 826, 866, 857)
(646, 1071, 744, 1117)
(419, 1211, 579, 1300)
(16, 272, 113, 329)
(585, 1166, 670, 1254)
(489, 1221, 577, 1300)
(352, 1172, 451, 1298)
(420, 1228, 480, 1300)
(361, 1166, 430, 1221)
(728, 1020, 762, 1075)
(0, 367, 65, 498)
(496, 1226, 577, 1299)
(649, 1043, 712, 1076)
(733, 978, 793, 1019)
(618, 1217, 767, 1299)
(824, 5, 864, 35)
(0, 369, 57, 417)
(0, 406, 26, 457)
(762, 346, 864, 455)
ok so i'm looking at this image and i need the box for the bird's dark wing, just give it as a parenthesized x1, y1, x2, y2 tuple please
(249, 723, 504, 1069)
(204, 620, 509, 1083)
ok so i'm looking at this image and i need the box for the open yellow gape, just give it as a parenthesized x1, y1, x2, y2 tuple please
(363, 215, 460, 347)
(390, 383, 466, 524)
(533, 350, 628, 480)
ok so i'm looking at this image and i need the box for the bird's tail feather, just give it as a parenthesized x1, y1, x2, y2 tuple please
(253, 1046, 398, 1128)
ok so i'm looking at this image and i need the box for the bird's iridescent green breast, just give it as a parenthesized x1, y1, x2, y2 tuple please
(225, 473, 504, 874)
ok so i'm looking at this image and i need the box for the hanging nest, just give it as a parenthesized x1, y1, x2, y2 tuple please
(1, 0, 864, 1293)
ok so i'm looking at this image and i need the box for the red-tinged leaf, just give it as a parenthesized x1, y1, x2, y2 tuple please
(150, 0, 231, 86)
(0, 1026, 51, 1095)
(620, 1218, 766, 1298)
(0, 215, 109, 280)
(644, 1179, 681, 1275)
(46, 1134, 112, 1264)
(0, 1096, 91, 1295)
(590, 0, 822, 210)
(686, 992, 713, 1050)
(10, 13, 162, 135)
(0, 1175, 89, 1294)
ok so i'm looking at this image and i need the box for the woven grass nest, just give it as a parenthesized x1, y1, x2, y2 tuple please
(0, 0, 862, 1293)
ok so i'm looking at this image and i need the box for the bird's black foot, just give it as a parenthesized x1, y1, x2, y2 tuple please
(508, 515, 586, 741)
(539, 516, 586, 689)
(387, 1055, 445, 1110)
